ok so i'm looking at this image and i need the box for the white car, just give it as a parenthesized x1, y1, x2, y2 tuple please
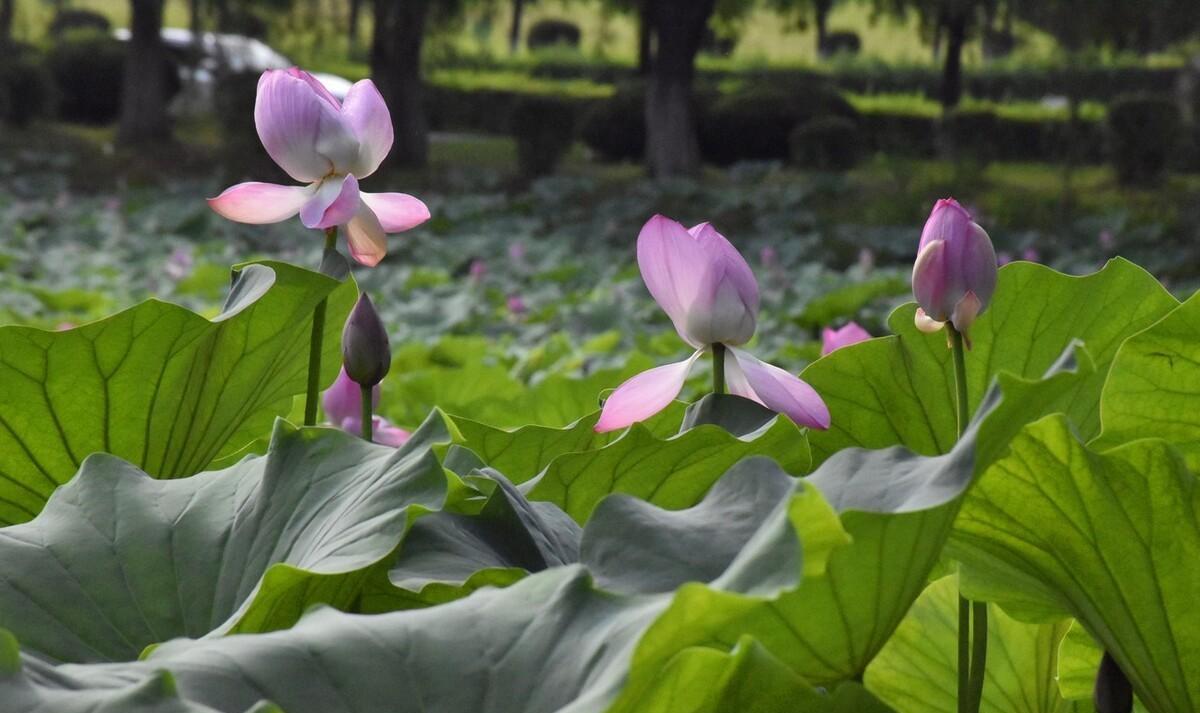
(113, 27, 354, 116)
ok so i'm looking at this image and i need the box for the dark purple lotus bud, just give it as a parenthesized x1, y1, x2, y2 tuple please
(1093, 651, 1133, 713)
(341, 293, 391, 388)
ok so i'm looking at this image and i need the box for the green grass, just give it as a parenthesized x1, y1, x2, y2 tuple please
(846, 93, 1109, 122)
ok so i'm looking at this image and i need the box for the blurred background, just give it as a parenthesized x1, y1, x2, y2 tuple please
(1, 0, 1199, 426)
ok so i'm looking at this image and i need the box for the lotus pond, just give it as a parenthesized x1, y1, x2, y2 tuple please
(0, 70, 1196, 713)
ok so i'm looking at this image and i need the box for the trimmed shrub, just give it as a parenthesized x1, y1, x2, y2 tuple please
(698, 83, 857, 165)
(527, 20, 582, 51)
(46, 31, 126, 124)
(700, 27, 738, 57)
(48, 9, 111, 38)
(579, 84, 645, 162)
(0, 44, 56, 127)
(511, 96, 577, 178)
(940, 109, 1001, 162)
(818, 31, 861, 58)
(789, 116, 862, 171)
(1106, 93, 1181, 185)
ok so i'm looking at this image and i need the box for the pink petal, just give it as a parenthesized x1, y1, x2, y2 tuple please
(344, 201, 388, 267)
(373, 417, 411, 446)
(689, 223, 760, 317)
(914, 308, 946, 334)
(323, 366, 380, 426)
(255, 70, 350, 182)
(918, 198, 971, 253)
(729, 347, 830, 430)
(300, 174, 360, 230)
(287, 67, 341, 108)
(821, 322, 871, 356)
(724, 354, 765, 405)
(341, 80, 394, 178)
(636, 215, 712, 347)
(594, 351, 702, 433)
(207, 182, 313, 224)
(360, 192, 430, 233)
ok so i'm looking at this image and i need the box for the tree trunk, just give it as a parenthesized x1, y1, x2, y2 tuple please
(213, 0, 230, 32)
(508, 0, 524, 54)
(644, 0, 714, 178)
(0, 0, 14, 47)
(940, 9, 966, 110)
(371, 0, 430, 168)
(814, 0, 832, 56)
(118, 0, 172, 145)
(348, 0, 362, 51)
(637, 0, 654, 75)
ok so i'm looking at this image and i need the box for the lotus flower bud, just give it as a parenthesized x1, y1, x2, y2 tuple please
(911, 198, 997, 340)
(1093, 651, 1133, 713)
(341, 293, 391, 387)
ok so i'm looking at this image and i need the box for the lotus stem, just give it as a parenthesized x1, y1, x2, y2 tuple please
(948, 325, 987, 713)
(303, 228, 339, 426)
(712, 343, 726, 395)
(361, 385, 373, 442)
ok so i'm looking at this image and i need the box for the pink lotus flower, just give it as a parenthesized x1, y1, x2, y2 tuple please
(821, 322, 871, 356)
(1021, 247, 1040, 263)
(507, 295, 527, 316)
(323, 367, 410, 446)
(469, 259, 488, 282)
(595, 215, 830, 433)
(207, 68, 430, 266)
(912, 198, 997, 341)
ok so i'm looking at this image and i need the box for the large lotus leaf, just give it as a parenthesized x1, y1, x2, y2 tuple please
(0, 467, 849, 713)
(0, 416, 448, 664)
(369, 469, 582, 608)
(1094, 290, 1200, 468)
(949, 416, 1200, 713)
(801, 259, 1176, 464)
(525, 411, 811, 523)
(0, 262, 356, 525)
(864, 575, 1086, 713)
(611, 397, 986, 687)
(447, 402, 685, 481)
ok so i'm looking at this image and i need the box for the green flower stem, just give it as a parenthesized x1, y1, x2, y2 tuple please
(361, 385, 373, 442)
(712, 343, 726, 395)
(303, 228, 339, 426)
(948, 325, 987, 713)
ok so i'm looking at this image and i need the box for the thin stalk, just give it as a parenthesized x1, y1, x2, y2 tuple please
(712, 343, 726, 394)
(948, 325, 987, 713)
(361, 384, 373, 442)
(303, 228, 338, 426)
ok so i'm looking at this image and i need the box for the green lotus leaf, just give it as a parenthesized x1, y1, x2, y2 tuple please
(865, 575, 1085, 713)
(0, 262, 356, 525)
(949, 415, 1200, 713)
(0, 416, 449, 664)
(801, 259, 1176, 464)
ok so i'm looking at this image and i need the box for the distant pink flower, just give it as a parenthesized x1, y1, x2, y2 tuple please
(822, 322, 871, 356)
(469, 259, 488, 281)
(208, 68, 430, 266)
(322, 367, 410, 446)
(165, 246, 194, 281)
(595, 215, 829, 433)
(759, 245, 778, 268)
(1021, 247, 1040, 263)
(912, 198, 997, 342)
(997, 252, 1013, 266)
(857, 247, 875, 273)
(55, 322, 75, 331)
(508, 241, 527, 264)
(1099, 230, 1116, 250)
(507, 295, 527, 316)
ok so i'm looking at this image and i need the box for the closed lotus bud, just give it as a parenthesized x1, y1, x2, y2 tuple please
(911, 198, 997, 340)
(1093, 651, 1133, 713)
(341, 293, 391, 387)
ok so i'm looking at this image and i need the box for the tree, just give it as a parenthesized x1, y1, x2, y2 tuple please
(768, 0, 839, 56)
(118, 0, 172, 145)
(0, 0, 14, 48)
(642, 0, 717, 177)
(508, 0, 525, 53)
(371, 0, 432, 167)
(872, 0, 983, 110)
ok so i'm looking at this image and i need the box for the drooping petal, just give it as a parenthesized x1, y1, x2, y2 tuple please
(255, 69, 347, 182)
(372, 417, 411, 447)
(724, 353, 764, 405)
(360, 192, 430, 233)
(323, 366, 380, 426)
(207, 181, 314, 224)
(914, 308, 946, 334)
(729, 347, 830, 430)
(636, 215, 712, 347)
(299, 174, 360, 230)
(821, 322, 871, 356)
(344, 201, 388, 267)
(594, 350, 703, 433)
(341, 80, 394, 178)
(950, 290, 983, 342)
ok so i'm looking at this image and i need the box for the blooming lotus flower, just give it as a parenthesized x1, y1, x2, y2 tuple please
(595, 215, 830, 433)
(208, 68, 430, 266)
(469, 259, 487, 282)
(323, 367, 411, 446)
(821, 322, 871, 356)
(912, 198, 997, 341)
